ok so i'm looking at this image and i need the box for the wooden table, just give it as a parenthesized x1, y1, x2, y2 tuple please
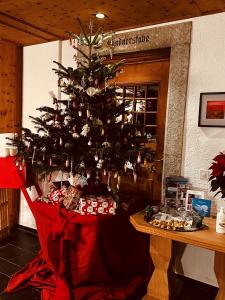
(130, 211, 225, 300)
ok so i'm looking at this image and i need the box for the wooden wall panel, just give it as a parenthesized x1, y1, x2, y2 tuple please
(0, 41, 22, 238)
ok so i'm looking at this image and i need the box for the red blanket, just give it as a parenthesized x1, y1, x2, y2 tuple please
(6, 199, 150, 300)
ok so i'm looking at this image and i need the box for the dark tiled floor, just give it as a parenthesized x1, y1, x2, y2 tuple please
(0, 228, 219, 300)
(0, 228, 41, 300)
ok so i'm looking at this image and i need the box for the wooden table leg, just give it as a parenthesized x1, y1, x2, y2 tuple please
(143, 235, 172, 300)
(214, 251, 225, 300)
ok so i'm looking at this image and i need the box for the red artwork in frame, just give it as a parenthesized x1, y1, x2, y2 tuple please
(199, 92, 225, 127)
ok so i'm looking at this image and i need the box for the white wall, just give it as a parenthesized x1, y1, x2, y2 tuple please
(20, 13, 225, 285)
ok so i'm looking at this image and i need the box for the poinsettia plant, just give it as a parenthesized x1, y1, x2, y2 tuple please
(209, 152, 225, 198)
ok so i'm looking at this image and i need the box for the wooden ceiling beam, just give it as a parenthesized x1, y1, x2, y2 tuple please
(0, 19, 50, 42)
(0, 12, 64, 41)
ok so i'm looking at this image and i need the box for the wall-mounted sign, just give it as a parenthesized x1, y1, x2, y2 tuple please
(112, 34, 150, 47)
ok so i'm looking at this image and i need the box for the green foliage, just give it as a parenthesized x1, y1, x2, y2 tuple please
(9, 20, 154, 180)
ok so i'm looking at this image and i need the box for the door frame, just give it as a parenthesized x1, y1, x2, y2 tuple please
(111, 22, 192, 202)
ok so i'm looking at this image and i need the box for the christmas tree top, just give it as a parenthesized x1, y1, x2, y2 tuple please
(10, 19, 154, 190)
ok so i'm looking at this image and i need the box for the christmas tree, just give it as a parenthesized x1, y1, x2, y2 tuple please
(10, 19, 153, 193)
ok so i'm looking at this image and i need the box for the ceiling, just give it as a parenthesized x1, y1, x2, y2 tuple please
(0, 0, 224, 46)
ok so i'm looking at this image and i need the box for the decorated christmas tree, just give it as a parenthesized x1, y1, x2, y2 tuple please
(10, 19, 153, 195)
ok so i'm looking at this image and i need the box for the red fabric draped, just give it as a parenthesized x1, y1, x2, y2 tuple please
(0, 157, 26, 188)
(6, 194, 150, 300)
(0, 158, 150, 299)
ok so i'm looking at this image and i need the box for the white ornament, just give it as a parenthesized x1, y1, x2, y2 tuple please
(74, 84, 83, 91)
(125, 161, 134, 170)
(88, 140, 92, 146)
(80, 161, 85, 168)
(127, 114, 133, 123)
(86, 87, 100, 97)
(94, 154, 99, 161)
(78, 110, 82, 117)
(102, 141, 111, 148)
(96, 162, 102, 169)
(137, 154, 141, 163)
(73, 174, 88, 187)
(80, 124, 90, 137)
(133, 171, 137, 183)
(72, 132, 80, 138)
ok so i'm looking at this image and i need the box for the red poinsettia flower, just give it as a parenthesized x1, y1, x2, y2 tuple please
(209, 152, 225, 199)
(209, 162, 225, 177)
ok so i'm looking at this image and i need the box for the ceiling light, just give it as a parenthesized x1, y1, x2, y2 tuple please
(96, 13, 105, 19)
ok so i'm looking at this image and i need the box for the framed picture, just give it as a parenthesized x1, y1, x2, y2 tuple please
(198, 92, 225, 127)
(185, 190, 204, 211)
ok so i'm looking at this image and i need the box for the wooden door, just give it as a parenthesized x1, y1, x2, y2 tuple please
(110, 49, 170, 205)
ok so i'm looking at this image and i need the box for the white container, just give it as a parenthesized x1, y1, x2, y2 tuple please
(0, 133, 14, 157)
(9, 146, 18, 156)
(216, 207, 225, 234)
(0, 148, 9, 157)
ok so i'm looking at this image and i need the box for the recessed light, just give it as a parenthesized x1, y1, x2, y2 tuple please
(96, 13, 105, 19)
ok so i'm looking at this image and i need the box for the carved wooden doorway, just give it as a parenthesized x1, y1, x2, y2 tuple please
(111, 48, 170, 204)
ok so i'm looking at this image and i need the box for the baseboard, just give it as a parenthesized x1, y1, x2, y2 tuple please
(17, 224, 37, 234)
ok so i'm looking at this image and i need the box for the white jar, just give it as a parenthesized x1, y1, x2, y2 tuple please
(216, 207, 225, 234)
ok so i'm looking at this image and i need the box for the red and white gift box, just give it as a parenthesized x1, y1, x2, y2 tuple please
(79, 195, 117, 215)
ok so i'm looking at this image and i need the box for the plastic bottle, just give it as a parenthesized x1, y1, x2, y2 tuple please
(216, 207, 225, 234)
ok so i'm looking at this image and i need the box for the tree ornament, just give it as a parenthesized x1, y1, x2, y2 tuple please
(86, 87, 99, 97)
(54, 121, 61, 128)
(133, 171, 137, 183)
(125, 161, 134, 170)
(72, 100, 76, 109)
(80, 161, 85, 168)
(94, 78, 98, 87)
(102, 141, 111, 148)
(80, 124, 90, 136)
(88, 139, 92, 146)
(107, 171, 111, 192)
(65, 142, 72, 149)
(64, 115, 71, 125)
(117, 175, 121, 190)
(74, 84, 83, 91)
(66, 159, 70, 167)
(94, 154, 99, 161)
(42, 146, 46, 161)
(127, 113, 133, 123)
(101, 128, 105, 136)
(107, 119, 111, 124)
(41, 113, 51, 121)
(88, 72, 94, 83)
(137, 153, 141, 164)
(114, 172, 118, 179)
(78, 110, 82, 117)
(49, 158, 52, 166)
(72, 132, 80, 138)
(96, 162, 102, 169)
(81, 75, 86, 88)
(103, 169, 107, 176)
(60, 137, 63, 146)
(32, 146, 37, 165)
(87, 108, 91, 118)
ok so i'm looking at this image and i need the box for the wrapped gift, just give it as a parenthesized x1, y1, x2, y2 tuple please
(63, 186, 83, 210)
(48, 185, 68, 203)
(79, 195, 117, 215)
